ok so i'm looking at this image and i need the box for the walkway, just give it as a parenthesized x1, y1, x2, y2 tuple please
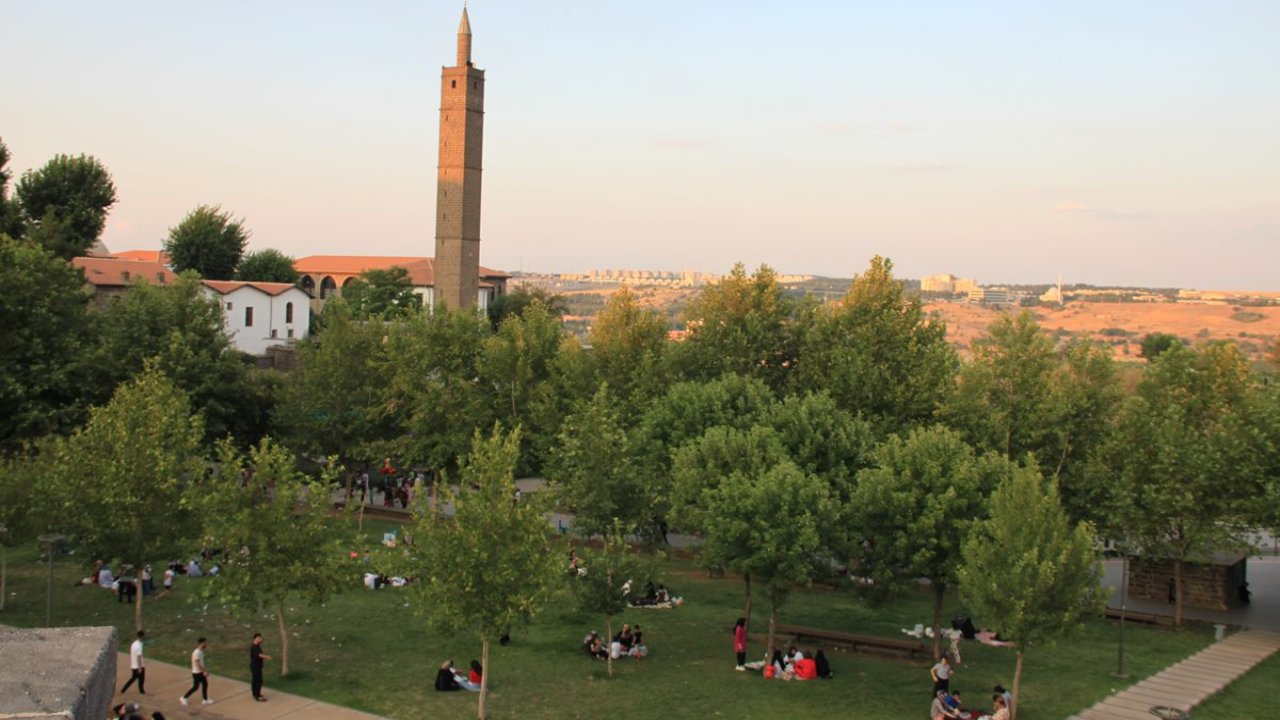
(1068, 629, 1280, 720)
(112, 653, 390, 720)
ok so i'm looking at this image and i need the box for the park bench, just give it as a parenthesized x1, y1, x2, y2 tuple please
(774, 623, 926, 659)
(1103, 607, 1175, 626)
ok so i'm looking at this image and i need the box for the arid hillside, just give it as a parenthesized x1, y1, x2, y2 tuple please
(925, 301, 1280, 361)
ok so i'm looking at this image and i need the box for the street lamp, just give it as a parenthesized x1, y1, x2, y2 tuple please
(37, 533, 66, 628)
(1113, 543, 1132, 679)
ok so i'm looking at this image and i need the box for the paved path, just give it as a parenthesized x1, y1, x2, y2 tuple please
(112, 653, 390, 720)
(1068, 629, 1280, 720)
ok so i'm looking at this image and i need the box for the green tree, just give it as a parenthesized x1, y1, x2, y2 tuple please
(797, 256, 956, 436)
(0, 236, 93, 453)
(87, 272, 269, 445)
(383, 305, 494, 477)
(570, 523, 648, 677)
(236, 248, 300, 284)
(1103, 343, 1261, 625)
(163, 204, 248, 280)
(672, 263, 798, 394)
(343, 266, 421, 319)
(408, 426, 561, 719)
(1139, 332, 1181, 361)
(487, 286, 569, 327)
(851, 427, 1008, 660)
(0, 452, 37, 611)
(548, 384, 651, 539)
(202, 438, 343, 676)
(0, 139, 24, 237)
(588, 286, 668, 412)
(1046, 341, 1123, 526)
(944, 311, 1058, 460)
(279, 300, 391, 476)
(959, 467, 1105, 720)
(15, 154, 117, 259)
(701, 461, 834, 657)
(480, 302, 567, 475)
(35, 367, 206, 631)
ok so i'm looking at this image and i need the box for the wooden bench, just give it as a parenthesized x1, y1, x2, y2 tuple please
(1103, 607, 1175, 626)
(774, 623, 926, 659)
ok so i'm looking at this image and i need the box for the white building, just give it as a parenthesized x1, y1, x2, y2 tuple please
(202, 280, 311, 356)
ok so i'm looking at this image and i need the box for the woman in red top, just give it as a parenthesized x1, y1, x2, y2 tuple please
(733, 618, 748, 670)
(468, 660, 482, 686)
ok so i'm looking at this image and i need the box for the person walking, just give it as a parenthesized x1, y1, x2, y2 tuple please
(930, 655, 952, 695)
(733, 617, 748, 671)
(179, 637, 211, 706)
(119, 630, 146, 694)
(250, 632, 272, 701)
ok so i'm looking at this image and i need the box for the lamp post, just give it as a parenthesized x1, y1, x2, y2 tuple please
(37, 534, 66, 628)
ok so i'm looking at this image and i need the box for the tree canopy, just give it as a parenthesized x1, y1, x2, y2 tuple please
(163, 204, 248, 280)
(236, 248, 300, 284)
(342, 266, 420, 319)
(15, 153, 117, 258)
(0, 236, 93, 453)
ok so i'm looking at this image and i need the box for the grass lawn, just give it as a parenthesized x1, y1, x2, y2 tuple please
(0, 517, 1223, 719)
(1194, 651, 1280, 718)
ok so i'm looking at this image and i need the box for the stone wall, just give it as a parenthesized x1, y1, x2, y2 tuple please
(1128, 556, 1246, 610)
(0, 625, 117, 720)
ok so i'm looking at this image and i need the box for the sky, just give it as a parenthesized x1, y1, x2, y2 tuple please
(4, 1, 1278, 289)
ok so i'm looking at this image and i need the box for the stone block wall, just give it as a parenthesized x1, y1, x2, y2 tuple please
(1128, 557, 1246, 610)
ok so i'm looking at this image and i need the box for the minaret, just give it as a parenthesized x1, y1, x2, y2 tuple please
(433, 6, 484, 310)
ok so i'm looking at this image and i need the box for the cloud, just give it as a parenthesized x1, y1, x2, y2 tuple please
(1054, 201, 1149, 220)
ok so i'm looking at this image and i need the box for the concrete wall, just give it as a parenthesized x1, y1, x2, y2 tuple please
(0, 625, 117, 720)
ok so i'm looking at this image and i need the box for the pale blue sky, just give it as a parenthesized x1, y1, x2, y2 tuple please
(4, 1, 1278, 288)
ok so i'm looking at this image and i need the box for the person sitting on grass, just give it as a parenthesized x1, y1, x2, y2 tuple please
(588, 635, 608, 660)
(989, 694, 1010, 720)
(931, 689, 961, 720)
(815, 649, 833, 679)
(468, 660, 483, 687)
(435, 661, 461, 691)
(628, 625, 648, 658)
(784, 645, 804, 671)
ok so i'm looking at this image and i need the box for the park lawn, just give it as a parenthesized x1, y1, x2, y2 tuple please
(1194, 651, 1280, 719)
(0, 518, 1217, 720)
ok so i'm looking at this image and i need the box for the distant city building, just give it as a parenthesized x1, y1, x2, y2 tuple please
(968, 287, 1018, 305)
(921, 273, 980, 294)
(202, 280, 311, 355)
(1039, 286, 1064, 304)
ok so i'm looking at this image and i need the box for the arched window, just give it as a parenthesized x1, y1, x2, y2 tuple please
(285, 302, 294, 324)
(300, 275, 316, 297)
(320, 276, 337, 299)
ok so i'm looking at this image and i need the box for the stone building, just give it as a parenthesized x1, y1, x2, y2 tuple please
(1128, 552, 1249, 610)
(433, 6, 485, 310)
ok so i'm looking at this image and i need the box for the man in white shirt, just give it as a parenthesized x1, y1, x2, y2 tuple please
(119, 630, 146, 694)
(180, 637, 212, 706)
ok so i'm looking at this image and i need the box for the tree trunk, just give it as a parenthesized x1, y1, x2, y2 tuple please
(767, 602, 777, 659)
(742, 573, 752, 627)
(277, 601, 291, 676)
(1011, 650, 1024, 720)
(931, 584, 944, 661)
(477, 636, 490, 720)
(1, 549, 6, 612)
(605, 616, 614, 678)
(134, 563, 144, 632)
(1173, 558, 1183, 626)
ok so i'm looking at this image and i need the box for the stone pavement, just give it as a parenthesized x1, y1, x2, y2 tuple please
(111, 653, 390, 720)
(1068, 629, 1280, 720)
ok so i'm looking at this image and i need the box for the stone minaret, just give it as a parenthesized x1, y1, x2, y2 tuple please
(433, 6, 484, 310)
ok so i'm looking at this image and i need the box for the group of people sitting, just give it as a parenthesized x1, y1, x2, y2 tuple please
(582, 623, 648, 660)
(930, 686, 1013, 720)
(630, 581, 682, 608)
(434, 659, 482, 692)
(758, 646, 831, 681)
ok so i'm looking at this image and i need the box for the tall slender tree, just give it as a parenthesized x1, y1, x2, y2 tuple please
(407, 426, 561, 719)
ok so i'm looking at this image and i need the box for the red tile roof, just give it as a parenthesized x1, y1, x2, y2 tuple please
(294, 255, 509, 286)
(72, 256, 177, 287)
(112, 249, 170, 264)
(201, 280, 300, 297)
